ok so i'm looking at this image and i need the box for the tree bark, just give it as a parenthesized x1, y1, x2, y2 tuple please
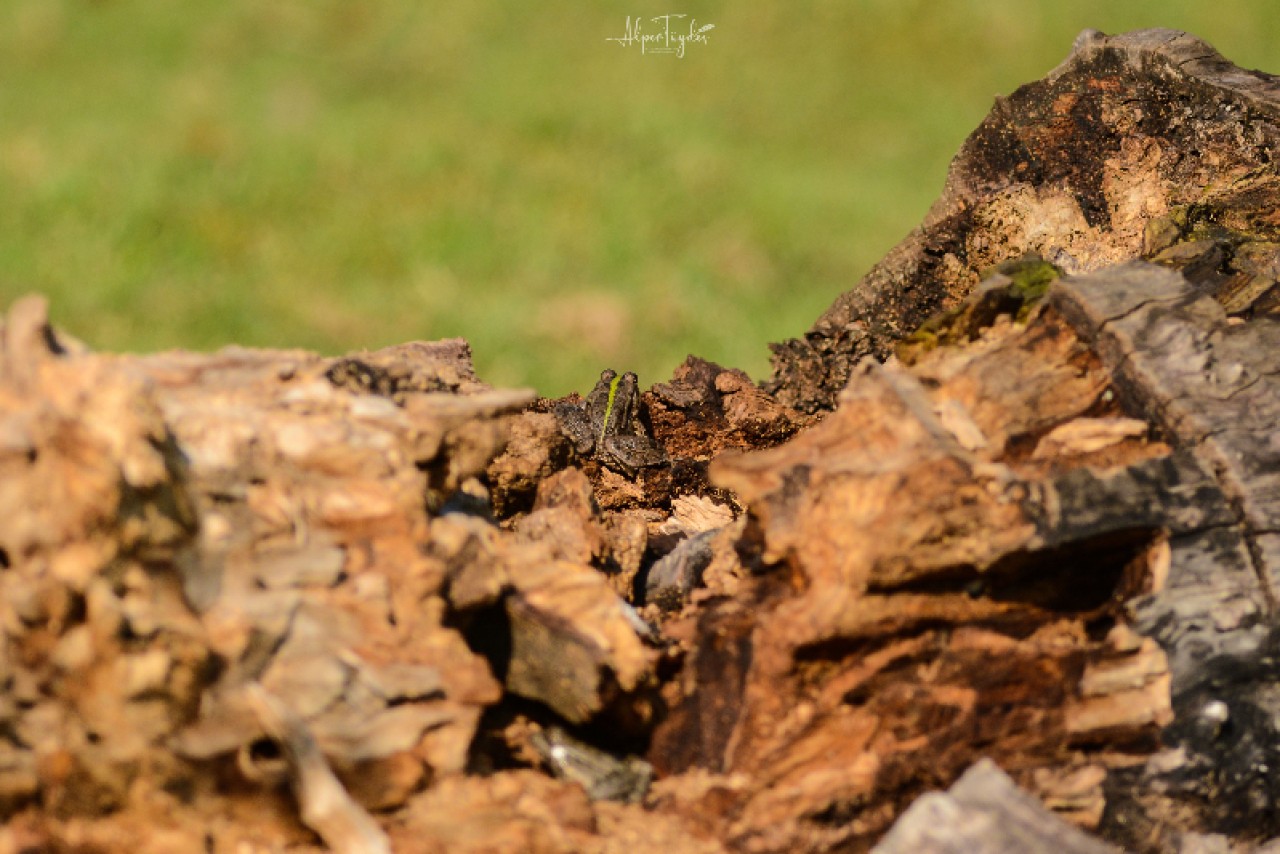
(768, 28, 1280, 414)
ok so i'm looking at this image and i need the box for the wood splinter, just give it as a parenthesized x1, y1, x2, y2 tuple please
(244, 683, 392, 854)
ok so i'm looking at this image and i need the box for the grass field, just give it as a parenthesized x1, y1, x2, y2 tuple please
(3, 2, 1279, 395)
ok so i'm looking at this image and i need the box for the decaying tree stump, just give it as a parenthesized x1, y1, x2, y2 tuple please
(769, 28, 1280, 414)
(3, 26, 1280, 854)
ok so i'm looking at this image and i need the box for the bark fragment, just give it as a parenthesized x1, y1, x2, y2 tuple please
(872, 760, 1121, 854)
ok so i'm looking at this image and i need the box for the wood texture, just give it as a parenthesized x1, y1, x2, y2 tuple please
(7, 26, 1280, 854)
(1050, 262, 1280, 842)
(872, 760, 1120, 854)
(769, 29, 1280, 413)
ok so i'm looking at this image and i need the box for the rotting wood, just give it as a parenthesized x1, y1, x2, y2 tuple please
(645, 278, 1184, 851)
(871, 759, 1121, 854)
(244, 683, 391, 854)
(1048, 262, 1280, 845)
(6, 26, 1280, 854)
(768, 28, 1280, 413)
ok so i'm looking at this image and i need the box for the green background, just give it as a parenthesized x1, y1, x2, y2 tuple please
(3, 2, 1277, 396)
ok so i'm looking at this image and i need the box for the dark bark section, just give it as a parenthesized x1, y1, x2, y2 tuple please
(1051, 262, 1280, 842)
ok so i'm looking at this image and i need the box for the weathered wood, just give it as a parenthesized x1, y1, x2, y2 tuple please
(872, 759, 1120, 854)
(10, 26, 1280, 854)
(4, 264, 1258, 852)
(0, 295, 673, 851)
(1048, 262, 1280, 843)
(640, 278, 1200, 851)
(769, 29, 1280, 413)
(644, 257, 1280, 851)
(244, 684, 391, 854)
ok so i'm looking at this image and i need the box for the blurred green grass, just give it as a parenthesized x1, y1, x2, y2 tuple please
(2, 2, 1279, 396)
